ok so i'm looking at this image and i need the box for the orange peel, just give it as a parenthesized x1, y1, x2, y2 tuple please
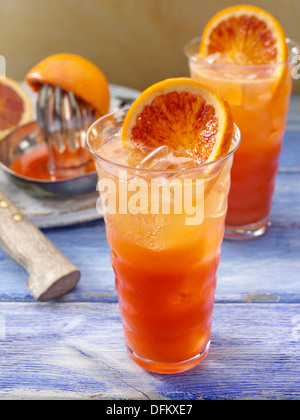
(0, 77, 33, 140)
(200, 5, 288, 65)
(25, 53, 110, 117)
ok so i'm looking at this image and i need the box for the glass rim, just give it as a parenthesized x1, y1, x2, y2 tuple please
(184, 36, 300, 68)
(86, 111, 241, 174)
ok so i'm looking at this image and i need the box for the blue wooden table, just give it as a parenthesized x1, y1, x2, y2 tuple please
(0, 97, 299, 400)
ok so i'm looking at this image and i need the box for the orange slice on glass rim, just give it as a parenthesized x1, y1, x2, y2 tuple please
(200, 5, 288, 65)
(121, 77, 233, 165)
(0, 77, 33, 140)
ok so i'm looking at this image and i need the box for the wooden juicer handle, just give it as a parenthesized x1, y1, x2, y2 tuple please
(0, 191, 80, 301)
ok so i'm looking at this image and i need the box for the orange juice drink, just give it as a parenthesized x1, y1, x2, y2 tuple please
(87, 79, 240, 373)
(185, 5, 299, 239)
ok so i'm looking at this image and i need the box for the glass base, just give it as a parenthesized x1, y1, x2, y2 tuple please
(225, 216, 271, 241)
(127, 341, 210, 374)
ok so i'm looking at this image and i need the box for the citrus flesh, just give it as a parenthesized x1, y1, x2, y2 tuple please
(25, 53, 110, 117)
(0, 77, 33, 140)
(122, 78, 233, 165)
(200, 5, 288, 65)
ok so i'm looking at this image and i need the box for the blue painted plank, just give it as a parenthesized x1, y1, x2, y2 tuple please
(219, 226, 300, 303)
(286, 95, 300, 130)
(0, 302, 299, 399)
(272, 173, 300, 226)
(279, 129, 300, 172)
(273, 95, 300, 172)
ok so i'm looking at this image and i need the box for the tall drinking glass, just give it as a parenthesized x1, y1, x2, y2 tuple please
(87, 111, 240, 373)
(185, 37, 299, 239)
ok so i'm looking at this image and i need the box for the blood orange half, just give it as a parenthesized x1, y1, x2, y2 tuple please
(200, 5, 288, 65)
(0, 77, 33, 140)
(122, 77, 233, 165)
(25, 53, 110, 117)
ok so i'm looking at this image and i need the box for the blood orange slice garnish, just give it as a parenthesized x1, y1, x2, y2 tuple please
(0, 77, 33, 140)
(200, 5, 288, 65)
(122, 78, 233, 165)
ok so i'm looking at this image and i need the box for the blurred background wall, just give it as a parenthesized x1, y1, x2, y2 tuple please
(0, 0, 299, 92)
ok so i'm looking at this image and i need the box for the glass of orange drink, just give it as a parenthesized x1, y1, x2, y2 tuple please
(87, 78, 240, 373)
(185, 5, 299, 239)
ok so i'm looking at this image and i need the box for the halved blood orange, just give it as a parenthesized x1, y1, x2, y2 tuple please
(0, 77, 33, 140)
(25, 53, 110, 117)
(200, 5, 288, 65)
(122, 77, 233, 165)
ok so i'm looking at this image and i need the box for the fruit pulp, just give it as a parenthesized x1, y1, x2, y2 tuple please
(10, 144, 95, 180)
(94, 130, 236, 373)
(189, 60, 292, 227)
